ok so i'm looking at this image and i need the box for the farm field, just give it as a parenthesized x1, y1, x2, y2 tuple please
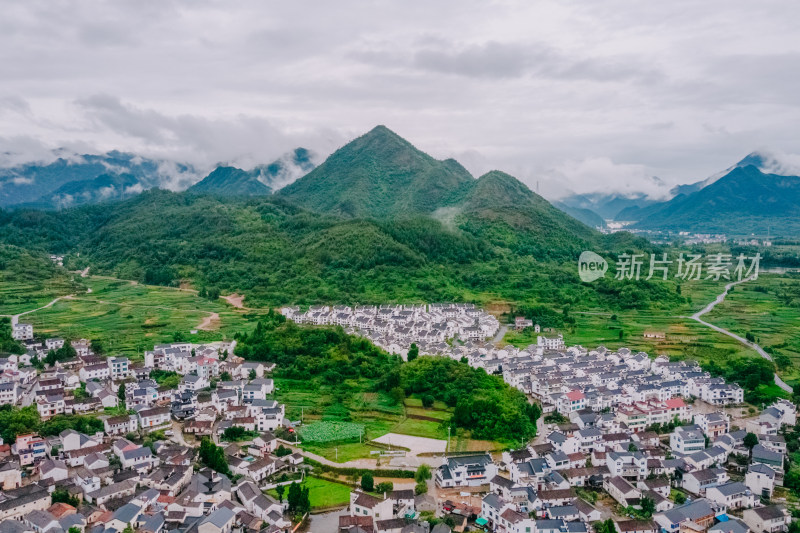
(504, 274, 794, 376)
(0, 254, 82, 316)
(703, 274, 800, 388)
(14, 276, 267, 357)
(273, 378, 503, 462)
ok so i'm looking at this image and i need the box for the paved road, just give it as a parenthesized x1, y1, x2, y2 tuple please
(491, 325, 509, 344)
(3, 295, 72, 325)
(688, 274, 794, 394)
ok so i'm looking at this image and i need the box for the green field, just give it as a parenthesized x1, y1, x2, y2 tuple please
(274, 379, 499, 462)
(703, 274, 800, 387)
(13, 276, 267, 357)
(267, 476, 351, 509)
(503, 273, 797, 400)
(0, 247, 83, 315)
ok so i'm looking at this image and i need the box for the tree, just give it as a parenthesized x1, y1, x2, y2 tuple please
(51, 487, 80, 507)
(249, 369, 257, 380)
(361, 472, 374, 492)
(415, 464, 431, 483)
(674, 492, 686, 505)
(407, 343, 419, 362)
(421, 394, 434, 408)
(389, 387, 405, 405)
(220, 371, 232, 381)
(275, 445, 292, 457)
(199, 438, 231, 476)
(286, 483, 303, 514)
(276, 484, 285, 502)
(118, 383, 126, 404)
(376, 481, 394, 493)
(415, 481, 428, 495)
(68, 528, 82, 533)
(744, 432, 759, 458)
(640, 496, 655, 518)
(123, 524, 134, 533)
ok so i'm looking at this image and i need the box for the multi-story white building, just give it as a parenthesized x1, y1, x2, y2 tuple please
(12, 323, 33, 340)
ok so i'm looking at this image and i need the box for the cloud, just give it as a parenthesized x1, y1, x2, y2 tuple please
(546, 157, 673, 200)
(0, 0, 799, 200)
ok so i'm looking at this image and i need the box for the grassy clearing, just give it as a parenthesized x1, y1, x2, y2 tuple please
(267, 476, 351, 508)
(18, 276, 267, 357)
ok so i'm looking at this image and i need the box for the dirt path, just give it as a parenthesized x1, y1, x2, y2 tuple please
(688, 274, 794, 394)
(197, 312, 220, 331)
(222, 294, 246, 309)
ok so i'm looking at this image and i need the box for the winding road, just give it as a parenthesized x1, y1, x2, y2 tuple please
(689, 274, 794, 393)
(3, 295, 73, 325)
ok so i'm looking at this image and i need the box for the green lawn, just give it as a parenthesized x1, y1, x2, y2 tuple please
(17, 276, 268, 358)
(268, 476, 352, 508)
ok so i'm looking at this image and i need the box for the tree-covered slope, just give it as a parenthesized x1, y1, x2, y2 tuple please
(187, 166, 271, 196)
(0, 189, 672, 310)
(279, 125, 475, 217)
(456, 171, 597, 261)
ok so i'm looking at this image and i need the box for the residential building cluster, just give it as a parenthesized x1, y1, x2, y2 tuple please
(280, 303, 500, 356)
(426, 397, 796, 533)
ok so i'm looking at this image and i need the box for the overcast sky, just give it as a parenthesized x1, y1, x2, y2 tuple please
(2, 0, 800, 199)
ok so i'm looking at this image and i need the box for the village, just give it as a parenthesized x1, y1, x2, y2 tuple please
(0, 310, 796, 533)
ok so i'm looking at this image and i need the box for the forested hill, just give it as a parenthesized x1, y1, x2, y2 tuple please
(279, 125, 476, 217)
(0, 125, 673, 309)
(0, 188, 674, 310)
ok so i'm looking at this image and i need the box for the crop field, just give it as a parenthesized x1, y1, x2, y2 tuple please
(274, 377, 502, 462)
(299, 421, 365, 443)
(14, 276, 267, 357)
(0, 266, 82, 316)
(504, 274, 795, 374)
(703, 274, 800, 387)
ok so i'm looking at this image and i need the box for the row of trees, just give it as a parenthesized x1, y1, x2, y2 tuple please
(198, 438, 231, 476)
(0, 405, 103, 443)
(275, 482, 310, 518)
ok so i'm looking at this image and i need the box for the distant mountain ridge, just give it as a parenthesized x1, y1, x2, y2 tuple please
(188, 167, 271, 196)
(623, 164, 800, 234)
(0, 151, 196, 208)
(558, 192, 657, 221)
(0, 147, 316, 209)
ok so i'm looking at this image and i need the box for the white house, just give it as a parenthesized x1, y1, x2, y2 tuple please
(706, 482, 755, 511)
(745, 464, 776, 500)
(12, 323, 33, 340)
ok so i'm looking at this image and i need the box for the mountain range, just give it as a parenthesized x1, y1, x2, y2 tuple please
(0, 147, 315, 208)
(0, 125, 663, 309)
(614, 152, 800, 234)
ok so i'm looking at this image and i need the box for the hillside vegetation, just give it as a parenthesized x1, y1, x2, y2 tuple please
(234, 312, 541, 442)
(0, 125, 675, 311)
